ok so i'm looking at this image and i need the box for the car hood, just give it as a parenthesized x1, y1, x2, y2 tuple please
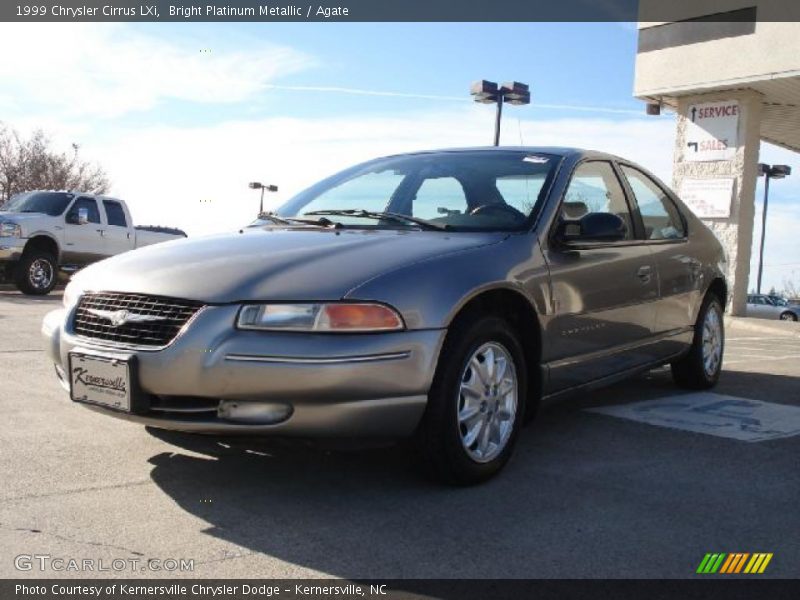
(0, 211, 49, 222)
(71, 227, 508, 303)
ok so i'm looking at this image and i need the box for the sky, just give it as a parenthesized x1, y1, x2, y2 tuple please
(0, 21, 797, 293)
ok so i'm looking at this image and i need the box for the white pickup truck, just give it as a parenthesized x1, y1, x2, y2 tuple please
(0, 191, 186, 294)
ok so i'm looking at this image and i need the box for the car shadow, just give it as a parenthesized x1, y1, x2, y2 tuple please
(143, 367, 800, 579)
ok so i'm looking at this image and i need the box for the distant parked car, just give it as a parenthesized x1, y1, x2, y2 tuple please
(43, 147, 727, 484)
(0, 191, 186, 295)
(746, 294, 800, 321)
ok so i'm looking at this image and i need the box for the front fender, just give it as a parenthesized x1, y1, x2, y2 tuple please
(345, 234, 549, 330)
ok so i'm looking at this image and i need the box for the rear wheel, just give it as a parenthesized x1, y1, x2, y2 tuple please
(780, 312, 798, 322)
(15, 251, 57, 295)
(414, 314, 527, 485)
(671, 294, 724, 389)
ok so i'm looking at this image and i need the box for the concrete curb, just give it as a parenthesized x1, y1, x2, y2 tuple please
(725, 316, 800, 339)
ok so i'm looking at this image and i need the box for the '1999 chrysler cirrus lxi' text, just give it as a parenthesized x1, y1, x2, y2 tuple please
(42, 147, 727, 484)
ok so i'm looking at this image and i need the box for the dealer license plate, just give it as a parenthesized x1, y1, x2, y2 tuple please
(69, 353, 131, 412)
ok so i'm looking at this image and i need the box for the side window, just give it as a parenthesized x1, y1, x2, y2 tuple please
(66, 197, 100, 224)
(621, 165, 686, 240)
(411, 177, 467, 220)
(561, 161, 633, 240)
(103, 200, 128, 227)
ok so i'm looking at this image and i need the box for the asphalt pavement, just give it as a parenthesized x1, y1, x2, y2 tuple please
(1, 290, 798, 579)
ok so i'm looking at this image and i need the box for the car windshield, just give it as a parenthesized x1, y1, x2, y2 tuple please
(276, 151, 560, 231)
(3, 191, 75, 216)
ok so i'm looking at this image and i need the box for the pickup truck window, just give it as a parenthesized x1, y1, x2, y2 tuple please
(102, 200, 128, 227)
(66, 197, 101, 224)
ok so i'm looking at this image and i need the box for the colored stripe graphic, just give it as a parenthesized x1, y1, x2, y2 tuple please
(701, 552, 774, 574)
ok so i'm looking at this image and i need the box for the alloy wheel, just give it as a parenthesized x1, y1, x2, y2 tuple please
(456, 342, 518, 463)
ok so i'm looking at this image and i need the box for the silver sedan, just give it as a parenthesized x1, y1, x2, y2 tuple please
(42, 147, 727, 484)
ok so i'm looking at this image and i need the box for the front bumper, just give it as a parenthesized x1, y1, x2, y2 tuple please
(0, 237, 25, 261)
(42, 304, 445, 437)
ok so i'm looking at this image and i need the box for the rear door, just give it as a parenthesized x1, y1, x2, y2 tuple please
(618, 164, 697, 355)
(100, 199, 135, 255)
(63, 196, 107, 264)
(542, 160, 658, 392)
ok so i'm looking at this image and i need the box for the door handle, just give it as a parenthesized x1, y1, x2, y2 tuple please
(96, 229, 105, 237)
(636, 265, 652, 283)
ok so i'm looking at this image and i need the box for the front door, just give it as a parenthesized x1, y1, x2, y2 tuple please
(63, 196, 106, 264)
(542, 160, 658, 392)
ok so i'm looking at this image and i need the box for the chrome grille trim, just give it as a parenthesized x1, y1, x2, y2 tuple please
(72, 292, 204, 349)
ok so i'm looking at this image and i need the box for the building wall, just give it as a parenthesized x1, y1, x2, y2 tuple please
(635, 5, 800, 98)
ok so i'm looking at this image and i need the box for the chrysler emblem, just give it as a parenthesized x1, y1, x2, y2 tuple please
(86, 308, 166, 327)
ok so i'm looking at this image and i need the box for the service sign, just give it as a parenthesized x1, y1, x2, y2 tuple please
(685, 100, 740, 162)
(679, 177, 735, 219)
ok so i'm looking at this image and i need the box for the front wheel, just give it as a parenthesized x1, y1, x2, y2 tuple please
(780, 312, 798, 322)
(671, 294, 724, 389)
(414, 315, 527, 485)
(15, 251, 58, 295)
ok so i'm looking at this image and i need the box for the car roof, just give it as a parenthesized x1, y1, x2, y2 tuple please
(379, 146, 626, 162)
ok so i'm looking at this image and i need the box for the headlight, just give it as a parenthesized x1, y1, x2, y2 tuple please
(237, 303, 404, 332)
(62, 280, 83, 309)
(0, 221, 21, 237)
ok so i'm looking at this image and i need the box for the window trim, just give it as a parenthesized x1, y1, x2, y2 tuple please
(617, 162, 689, 244)
(547, 158, 645, 249)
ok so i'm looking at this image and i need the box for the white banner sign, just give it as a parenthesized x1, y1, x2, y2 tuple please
(679, 177, 735, 218)
(685, 100, 739, 162)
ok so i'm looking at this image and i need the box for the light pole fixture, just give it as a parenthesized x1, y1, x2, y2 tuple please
(470, 80, 530, 146)
(755, 163, 791, 294)
(249, 181, 279, 215)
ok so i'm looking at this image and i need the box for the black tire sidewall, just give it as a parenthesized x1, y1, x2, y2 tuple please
(422, 315, 527, 484)
(16, 252, 57, 295)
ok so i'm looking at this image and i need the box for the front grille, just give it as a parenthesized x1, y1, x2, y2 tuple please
(73, 292, 204, 348)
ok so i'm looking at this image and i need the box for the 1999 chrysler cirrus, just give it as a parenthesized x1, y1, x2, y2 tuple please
(42, 147, 727, 484)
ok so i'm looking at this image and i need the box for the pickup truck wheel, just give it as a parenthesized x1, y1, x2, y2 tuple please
(671, 294, 724, 390)
(414, 314, 527, 485)
(15, 251, 57, 295)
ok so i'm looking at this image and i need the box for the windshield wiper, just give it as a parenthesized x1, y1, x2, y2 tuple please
(304, 209, 448, 231)
(257, 212, 339, 228)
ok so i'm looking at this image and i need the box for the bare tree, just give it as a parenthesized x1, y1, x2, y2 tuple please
(0, 123, 110, 205)
(782, 279, 800, 302)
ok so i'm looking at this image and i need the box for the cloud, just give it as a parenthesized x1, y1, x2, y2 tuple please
(0, 23, 313, 118)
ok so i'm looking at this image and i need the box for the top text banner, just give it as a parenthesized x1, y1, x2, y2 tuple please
(1, 1, 789, 22)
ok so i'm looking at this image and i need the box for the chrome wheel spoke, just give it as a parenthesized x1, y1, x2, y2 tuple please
(458, 402, 482, 425)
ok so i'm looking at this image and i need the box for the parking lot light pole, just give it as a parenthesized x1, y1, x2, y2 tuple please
(470, 80, 531, 146)
(249, 181, 279, 215)
(756, 163, 791, 294)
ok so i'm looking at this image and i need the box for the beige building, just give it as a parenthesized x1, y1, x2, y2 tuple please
(634, 0, 800, 315)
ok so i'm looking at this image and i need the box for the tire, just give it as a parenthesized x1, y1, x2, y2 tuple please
(671, 294, 724, 390)
(780, 312, 798, 322)
(414, 314, 527, 485)
(15, 251, 58, 295)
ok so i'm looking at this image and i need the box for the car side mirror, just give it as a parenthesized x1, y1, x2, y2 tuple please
(556, 212, 627, 244)
(77, 207, 89, 225)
